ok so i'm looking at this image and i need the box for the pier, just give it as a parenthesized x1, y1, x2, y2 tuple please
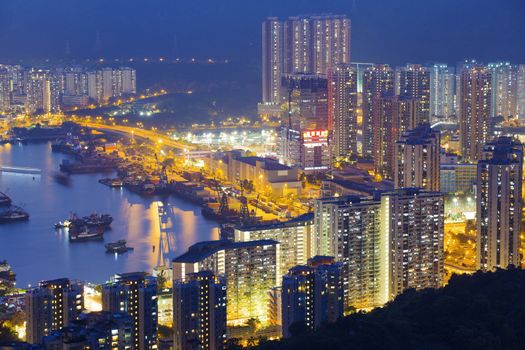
(0, 166, 42, 175)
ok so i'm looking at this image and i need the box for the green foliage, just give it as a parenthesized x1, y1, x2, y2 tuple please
(157, 324, 173, 339)
(255, 268, 525, 350)
(0, 321, 19, 343)
(156, 270, 168, 290)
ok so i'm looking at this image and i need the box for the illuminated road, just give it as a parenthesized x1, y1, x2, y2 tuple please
(445, 263, 476, 274)
(81, 122, 198, 151)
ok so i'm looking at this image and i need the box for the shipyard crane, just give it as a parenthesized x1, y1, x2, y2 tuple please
(154, 153, 169, 187)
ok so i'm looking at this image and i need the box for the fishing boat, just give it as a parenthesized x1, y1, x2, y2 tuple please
(0, 192, 11, 207)
(54, 220, 72, 229)
(99, 178, 124, 188)
(83, 213, 113, 228)
(105, 240, 134, 253)
(69, 229, 104, 242)
(0, 206, 29, 223)
(68, 220, 104, 242)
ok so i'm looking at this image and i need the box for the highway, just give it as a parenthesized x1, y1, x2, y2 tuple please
(81, 122, 198, 151)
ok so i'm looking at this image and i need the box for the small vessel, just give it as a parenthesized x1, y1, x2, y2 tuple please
(105, 240, 133, 254)
(0, 192, 11, 207)
(0, 206, 29, 223)
(54, 220, 72, 229)
(69, 229, 104, 242)
(99, 178, 124, 188)
(82, 213, 113, 228)
(68, 220, 104, 242)
(52, 172, 71, 186)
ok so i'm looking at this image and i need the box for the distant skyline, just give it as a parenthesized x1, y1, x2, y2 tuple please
(0, 0, 524, 65)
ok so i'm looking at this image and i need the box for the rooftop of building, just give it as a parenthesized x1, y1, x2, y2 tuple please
(326, 178, 394, 196)
(235, 156, 292, 171)
(381, 187, 444, 198)
(173, 239, 279, 263)
(481, 136, 523, 164)
(307, 255, 336, 267)
(39, 278, 71, 287)
(398, 124, 440, 145)
(114, 271, 148, 281)
(235, 212, 314, 232)
(318, 187, 442, 204)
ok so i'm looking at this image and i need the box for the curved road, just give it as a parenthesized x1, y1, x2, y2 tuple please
(81, 122, 198, 151)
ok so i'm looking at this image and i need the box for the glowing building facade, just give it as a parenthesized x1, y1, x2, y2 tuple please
(459, 66, 492, 161)
(102, 272, 158, 350)
(395, 124, 441, 191)
(429, 63, 456, 120)
(173, 271, 227, 350)
(25, 278, 84, 345)
(234, 213, 315, 276)
(362, 64, 395, 158)
(314, 189, 444, 310)
(173, 240, 280, 326)
(477, 137, 523, 271)
(281, 256, 344, 338)
(328, 64, 358, 158)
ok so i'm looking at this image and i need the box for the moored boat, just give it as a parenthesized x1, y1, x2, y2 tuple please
(99, 178, 124, 188)
(68, 220, 104, 242)
(0, 206, 29, 223)
(0, 192, 11, 207)
(105, 240, 133, 253)
(54, 220, 72, 229)
(83, 213, 113, 228)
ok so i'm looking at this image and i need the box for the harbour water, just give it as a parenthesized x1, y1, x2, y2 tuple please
(0, 142, 219, 287)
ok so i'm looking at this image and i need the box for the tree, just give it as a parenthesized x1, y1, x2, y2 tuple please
(288, 321, 311, 337)
(157, 270, 168, 290)
(0, 321, 18, 343)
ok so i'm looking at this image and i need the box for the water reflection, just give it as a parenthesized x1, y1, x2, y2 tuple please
(0, 142, 219, 286)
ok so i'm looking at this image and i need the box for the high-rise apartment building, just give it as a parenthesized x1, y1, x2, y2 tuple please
(262, 18, 283, 104)
(234, 213, 315, 276)
(362, 64, 395, 158)
(328, 64, 358, 158)
(314, 189, 444, 310)
(102, 272, 158, 350)
(383, 189, 444, 298)
(517, 65, 525, 120)
(395, 124, 441, 191)
(429, 63, 456, 120)
(26, 69, 61, 114)
(283, 15, 350, 76)
(42, 312, 133, 350)
(87, 70, 103, 102)
(459, 66, 492, 161)
(488, 62, 518, 118)
(279, 74, 331, 171)
(373, 94, 420, 179)
(314, 195, 386, 310)
(86, 67, 136, 103)
(477, 137, 523, 271)
(281, 256, 344, 338)
(173, 271, 227, 350)
(25, 278, 84, 344)
(397, 64, 431, 124)
(63, 66, 88, 96)
(121, 67, 137, 95)
(0, 68, 10, 112)
(261, 14, 350, 104)
(173, 240, 280, 326)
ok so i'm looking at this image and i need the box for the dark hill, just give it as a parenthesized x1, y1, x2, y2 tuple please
(255, 268, 525, 350)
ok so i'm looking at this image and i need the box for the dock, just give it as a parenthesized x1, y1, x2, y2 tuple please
(0, 166, 42, 175)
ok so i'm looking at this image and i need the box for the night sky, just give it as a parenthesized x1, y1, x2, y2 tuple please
(0, 0, 523, 65)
